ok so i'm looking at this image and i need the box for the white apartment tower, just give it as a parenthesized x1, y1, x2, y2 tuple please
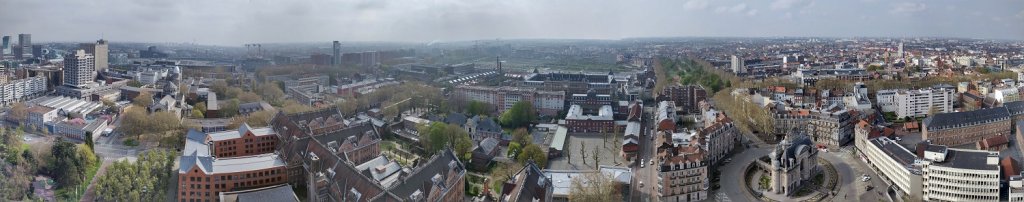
(731, 55, 745, 74)
(63, 50, 95, 88)
(876, 87, 955, 118)
(79, 39, 109, 72)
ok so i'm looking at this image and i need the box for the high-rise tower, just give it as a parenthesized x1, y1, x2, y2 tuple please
(80, 39, 109, 72)
(332, 41, 341, 66)
(17, 34, 31, 59)
(63, 50, 95, 88)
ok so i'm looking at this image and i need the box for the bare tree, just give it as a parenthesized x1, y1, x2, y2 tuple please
(568, 172, 623, 201)
(579, 142, 587, 165)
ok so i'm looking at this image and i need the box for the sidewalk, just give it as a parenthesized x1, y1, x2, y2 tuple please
(79, 159, 112, 202)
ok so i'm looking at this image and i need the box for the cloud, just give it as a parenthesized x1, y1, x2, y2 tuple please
(715, 3, 748, 14)
(770, 0, 811, 10)
(889, 2, 926, 14)
(682, 0, 709, 11)
(747, 9, 759, 16)
(1018, 9, 1024, 19)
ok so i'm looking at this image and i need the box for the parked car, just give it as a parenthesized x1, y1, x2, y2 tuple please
(865, 185, 874, 191)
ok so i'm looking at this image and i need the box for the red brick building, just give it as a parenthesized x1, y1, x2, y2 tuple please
(178, 127, 287, 202)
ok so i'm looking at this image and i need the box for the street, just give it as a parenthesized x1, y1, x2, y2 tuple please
(629, 106, 659, 202)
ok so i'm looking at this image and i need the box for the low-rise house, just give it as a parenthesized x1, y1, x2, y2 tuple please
(238, 101, 274, 116)
(466, 115, 503, 142)
(470, 137, 500, 171)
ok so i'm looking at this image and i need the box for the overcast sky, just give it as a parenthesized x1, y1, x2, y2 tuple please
(1, 0, 1022, 46)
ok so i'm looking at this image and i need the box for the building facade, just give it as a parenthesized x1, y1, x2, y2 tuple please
(767, 134, 818, 196)
(656, 131, 709, 202)
(453, 85, 565, 116)
(79, 39, 108, 72)
(63, 50, 95, 88)
(178, 127, 288, 202)
(876, 87, 955, 118)
(919, 145, 1001, 202)
(807, 106, 854, 147)
(564, 105, 615, 133)
(658, 85, 707, 114)
(923, 107, 1011, 147)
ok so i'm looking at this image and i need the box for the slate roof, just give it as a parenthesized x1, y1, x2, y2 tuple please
(444, 113, 468, 126)
(924, 106, 1010, 130)
(473, 137, 500, 155)
(207, 123, 276, 141)
(220, 184, 299, 202)
(239, 101, 274, 113)
(389, 148, 465, 200)
(471, 115, 502, 133)
(504, 161, 551, 202)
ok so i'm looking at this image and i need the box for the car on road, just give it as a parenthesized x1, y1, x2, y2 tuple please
(640, 158, 645, 168)
(861, 176, 871, 182)
(23, 137, 30, 141)
(724, 158, 732, 164)
(649, 159, 654, 165)
(639, 181, 644, 188)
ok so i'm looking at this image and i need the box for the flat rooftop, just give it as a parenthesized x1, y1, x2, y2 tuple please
(930, 148, 1000, 171)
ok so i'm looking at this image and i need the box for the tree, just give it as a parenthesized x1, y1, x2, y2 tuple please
(8, 102, 28, 123)
(418, 122, 472, 155)
(194, 102, 207, 114)
(220, 99, 241, 117)
(126, 80, 144, 87)
(500, 101, 536, 128)
(191, 110, 205, 118)
(84, 131, 95, 150)
(579, 142, 587, 165)
(466, 101, 489, 116)
(257, 81, 285, 105)
(507, 142, 522, 158)
(51, 139, 85, 189)
(96, 149, 175, 202)
(488, 162, 524, 195)
(237, 91, 261, 103)
(210, 80, 229, 96)
(512, 127, 532, 146)
(418, 122, 449, 154)
(228, 110, 276, 128)
(518, 144, 548, 168)
(591, 148, 600, 169)
(133, 91, 153, 107)
(280, 100, 314, 113)
(568, 172, 622, 201)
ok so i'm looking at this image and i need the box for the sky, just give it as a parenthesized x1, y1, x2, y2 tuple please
(1, 0, 1022, 46)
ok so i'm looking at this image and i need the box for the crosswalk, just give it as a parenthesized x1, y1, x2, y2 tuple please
(715, 192, 732, 202)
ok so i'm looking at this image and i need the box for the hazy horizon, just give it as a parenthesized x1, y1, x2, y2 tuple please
(2, 0, 1022, 46)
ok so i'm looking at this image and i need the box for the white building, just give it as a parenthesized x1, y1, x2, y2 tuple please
(993, 86, 1020, 104)
(919, 145, 1001, 202)
(876, 87, 955, 118)
(854, 124, 923, 201)
(876, 89, 898, 112)
(63, 50, 95, 88)
(0, 76, 46, 106)
(731, 55, 745, 74)
(1010, 173, 1024, 202)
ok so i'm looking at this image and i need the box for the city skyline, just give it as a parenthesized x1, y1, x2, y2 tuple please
(0, 0, 1022, 45)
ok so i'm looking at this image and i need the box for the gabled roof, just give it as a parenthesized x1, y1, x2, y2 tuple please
(473, 137, 500, 155)
(924, 106, 1009, 130)
(444, 113, 468, 126)
(389, 148, 465, 200)
(471, 115, 502, 133)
